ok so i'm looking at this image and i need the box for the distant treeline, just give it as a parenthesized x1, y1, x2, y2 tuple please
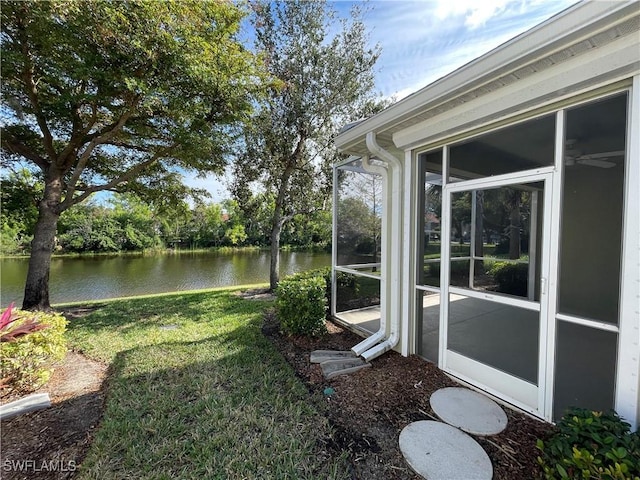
(1, 173, 331, 255)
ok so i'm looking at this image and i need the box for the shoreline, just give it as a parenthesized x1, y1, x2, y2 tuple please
(1, 243, 330, 260)
(0, 245, 265, 260)
(6, 283, 271, 311)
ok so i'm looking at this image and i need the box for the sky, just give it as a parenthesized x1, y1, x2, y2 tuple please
(189, 0, 578, 202)
(344, 0, 578, 100)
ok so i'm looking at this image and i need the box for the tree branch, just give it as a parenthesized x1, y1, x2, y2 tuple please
(80, 101, 148, 145)
(57, 84, 99, 165)
(64, 107, 136, 201)
(18, 22, 57, 162)
(282, 203, 322, 225)
(102, 140, 153, 152)
(62, 144, 175, 210)
(1, 137, 49, 170)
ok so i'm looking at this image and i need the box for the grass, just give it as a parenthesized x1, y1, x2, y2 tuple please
(66, 289, 348, 479)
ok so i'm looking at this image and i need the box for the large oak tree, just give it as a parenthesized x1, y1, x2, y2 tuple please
(231, 0, 382, 290)
(1, 0, 264, 309)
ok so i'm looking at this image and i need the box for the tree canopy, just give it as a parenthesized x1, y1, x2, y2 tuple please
(1, 0, 266, 309)
(231, 0, 383, 289)
(0, 168, 41, 254)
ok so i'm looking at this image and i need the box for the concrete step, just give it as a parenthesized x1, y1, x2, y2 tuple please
(310, 349, 357, 364)
(319, 357, 371, 379)
(400, 420, 493, 480)
(430, 387, 507, 435)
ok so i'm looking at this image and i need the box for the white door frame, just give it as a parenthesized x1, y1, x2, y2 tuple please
(439, 168, 554, 418)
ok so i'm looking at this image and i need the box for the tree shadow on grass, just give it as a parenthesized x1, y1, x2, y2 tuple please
(78, 327, 348, 479)
(62, 290, 268, 335)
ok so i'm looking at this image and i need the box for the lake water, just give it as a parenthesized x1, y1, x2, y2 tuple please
(0, 250, 332, 307)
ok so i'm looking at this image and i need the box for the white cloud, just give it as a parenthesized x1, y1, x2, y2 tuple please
(358, 0, 577, 99)
(434, 0, 510, 29)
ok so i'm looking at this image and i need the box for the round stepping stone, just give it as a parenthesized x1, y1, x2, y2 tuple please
(430, 387, 507, 435)
(399, 420, 493, 480)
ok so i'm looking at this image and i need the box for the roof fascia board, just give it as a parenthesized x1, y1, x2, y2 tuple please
(335, 1, 638, 150)
(393, 36, 640, 150)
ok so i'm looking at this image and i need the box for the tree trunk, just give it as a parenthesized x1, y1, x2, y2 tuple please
(269, 159, 296, 291)
(509, 193, 521, 260)
(474, 190, 484, 274)
(269, 219, 282, 291)
(22, 174, 63, 310)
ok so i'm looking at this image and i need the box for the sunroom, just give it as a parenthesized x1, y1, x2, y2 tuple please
(331, 1, 639, 427)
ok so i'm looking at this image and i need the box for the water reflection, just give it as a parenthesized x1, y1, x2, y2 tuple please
(0, 250, 331, 307)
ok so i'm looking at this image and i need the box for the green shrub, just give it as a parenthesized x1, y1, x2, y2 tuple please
(537, 408, 640, 480)
(334, 270, 357, 290)
(292, 267, 331, 286)
(289, 267, 360, 300)
(428, 259, 464, 276)
(450, 244, 471, 256)
(276, 272, 327, 336)
(488, 261, 529, 296)
(428, 262, 440, 279)
(0, 308, 68, 393)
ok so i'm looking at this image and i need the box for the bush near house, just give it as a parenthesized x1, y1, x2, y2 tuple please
(276, 267, 365, 336)
(0, 305, 67, 393)
(428, 259, 470, 280)
(276, 271, 328, 336)
(334, 270, 360, 297)
(537, 408, 640, 480)
(488, 261, 529, 296)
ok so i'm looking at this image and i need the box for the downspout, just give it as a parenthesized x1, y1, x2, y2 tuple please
(350, 154, 389, 355)
(359, 132, 403, 362)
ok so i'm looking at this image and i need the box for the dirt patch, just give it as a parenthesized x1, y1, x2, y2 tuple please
(58, 305, 106, 321)
(0, 352, 108, 480)
(234, 288, 276, 301)
(263, 311, 554, 479)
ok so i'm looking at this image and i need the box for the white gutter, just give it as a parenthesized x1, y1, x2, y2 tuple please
(357, 132, 403, 362)
(350, 154, 388, 355)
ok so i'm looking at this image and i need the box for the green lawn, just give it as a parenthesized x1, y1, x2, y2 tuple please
(65, 288, 348, 479)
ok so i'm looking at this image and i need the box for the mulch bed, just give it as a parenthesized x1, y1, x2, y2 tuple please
(0, 351, 108, 480)
(263, 311, 555, 479)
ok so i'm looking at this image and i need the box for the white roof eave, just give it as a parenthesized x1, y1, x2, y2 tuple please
(334, 0, 639, 154)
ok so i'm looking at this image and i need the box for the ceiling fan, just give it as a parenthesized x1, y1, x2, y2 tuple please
(564, 139, 624, 168)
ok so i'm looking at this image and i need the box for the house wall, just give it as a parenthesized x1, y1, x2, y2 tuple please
(619, 75, 640, 430)
(396, 83, 639, 426)
(385, 14, 640, 426)
(335, 1, 640, 428)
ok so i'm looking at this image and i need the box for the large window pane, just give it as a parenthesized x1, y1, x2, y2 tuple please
(449, 182, 543, 300)
(417, 290, 440, 363)
(336, 159, 383, 266)
(447, 294, 539, 383)
(449, 114, 555, 182)
(553, 321, 617, 420)
(558, 93, 627, 325)
(417, 150, 443, 287)
(335, 273, 380, 334)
